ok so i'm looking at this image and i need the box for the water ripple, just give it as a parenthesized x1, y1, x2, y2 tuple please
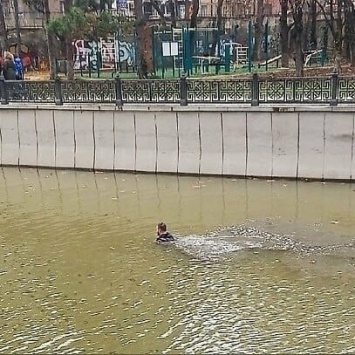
(1, 168, 355, 353)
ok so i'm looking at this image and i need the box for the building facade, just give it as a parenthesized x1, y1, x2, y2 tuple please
(3, 0, 282, 30)
(113, 0, 280, 20)
(3, 0, 62, 30)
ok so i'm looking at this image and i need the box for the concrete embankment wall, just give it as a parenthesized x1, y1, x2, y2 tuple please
(0, 104, 354, 180)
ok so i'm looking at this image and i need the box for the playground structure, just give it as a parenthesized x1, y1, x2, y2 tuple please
(152, 27, 252, 77)
(70, 21, 329, 79)
(70, 26, 252, 78)
(72, 36, 137, 77)
(158, 27, 249, 76)
(304, 49, 325, 67)
(153, 27, 223, 77)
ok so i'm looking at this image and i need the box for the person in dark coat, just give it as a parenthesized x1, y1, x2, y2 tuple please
(3, 52, 16, 80)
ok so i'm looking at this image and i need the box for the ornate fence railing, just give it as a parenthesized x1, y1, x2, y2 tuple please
(1, 74, 355, 106)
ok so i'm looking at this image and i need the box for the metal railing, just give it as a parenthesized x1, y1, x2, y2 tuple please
(0, 73, 354, 107)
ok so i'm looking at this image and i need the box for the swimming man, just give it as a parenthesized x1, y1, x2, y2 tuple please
(156, 222, 175, 243)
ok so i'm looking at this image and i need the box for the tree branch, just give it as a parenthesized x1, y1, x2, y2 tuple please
(150, 0, 166, 25)
(23, 0, 45, 13)
(314, 0, 336, 38)
(190, 0, 199, 28)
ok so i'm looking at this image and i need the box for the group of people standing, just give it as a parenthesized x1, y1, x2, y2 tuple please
(0, 51, 24, 80)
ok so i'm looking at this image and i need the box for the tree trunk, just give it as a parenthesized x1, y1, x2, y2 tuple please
(293, 1, 304, 76)
(343, 7, 351, 60)
(13, 0, 22, 55)
(64, 0, 75, 79)
(64, 37, 74, 80)
(253, 0, 264, 62)
(343, 0, 355, 65)
(309, 0, 317, 50)
(134, 0, 152, 78)
(47, 32, 57, 80)
(189, 0, 199, 57)
(337, 4, 343, 70)
(210, 0, 224, 56)
(279, 0, 289, 67)
(150, 0, 166, 25)
(294, 35, 303, 76)
(43, 0, 56, 79)
(134, 0, 146, 78)
(169, 0, 177, 28)
(335, 0, 343, 71)
(348, 1, 355, 67)
(315, 0, 344, 72)
(190, 0, 199, 28)
(351, 42, 355, 67)
(329, 0, 342, 72)
(334, 43, 342, 73)
(302, 11, 309, 52)
(0, 1, 8, 53)
(136, 27, 148, 78)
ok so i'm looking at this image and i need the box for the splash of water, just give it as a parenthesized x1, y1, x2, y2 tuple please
(172, 225, 355, 261)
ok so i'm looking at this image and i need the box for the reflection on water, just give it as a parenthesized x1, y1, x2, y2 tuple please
(0, 167, 355, 353)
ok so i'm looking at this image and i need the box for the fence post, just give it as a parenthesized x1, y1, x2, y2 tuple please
(180, 73, 188, 106)
(115, 75, 123, 108)
(54, 77, 63, 105)
(0, 76, 8, 105)
(251, 73, 259, 106)
(330, 72, 338, 106)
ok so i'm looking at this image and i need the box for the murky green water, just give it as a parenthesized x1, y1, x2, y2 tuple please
(0, 167, 355, 354)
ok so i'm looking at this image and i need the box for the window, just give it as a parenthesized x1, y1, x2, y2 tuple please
(3, 0, 11, 16)
(200, 4, 208, 16)
(59, 0, 65, 13)
(264, 4, 272, 15)
(143, 1, 153, 15)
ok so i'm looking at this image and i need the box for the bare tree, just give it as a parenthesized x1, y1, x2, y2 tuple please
(189, 0, 199, 57)
(308, 0, 317, 49)
(134, 0, 154, 78)
(190, 0, 199, 28)
(315, 0, 344, 72)
(279, 0, 291, 67)
(149, 0, 167, 25)
(134, 0, 146, 78)
(302, 0, 321, 55)
(0, 1, 9, 53)
(210, 0, 224, 56)
(13, 0, 22, 55)
(43, 0, 57, 79)
(169, 0, 177, 28)
(253, 0, 265, 62)
(343, 0, 355, 66)
(59, 0, 74, 79)
(290, 0, 304, 76)
(149, 0, 178, 27)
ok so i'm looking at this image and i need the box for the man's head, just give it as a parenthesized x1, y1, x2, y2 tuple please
(157, 222, 167, 236)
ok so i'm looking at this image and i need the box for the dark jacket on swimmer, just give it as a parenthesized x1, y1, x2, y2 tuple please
(156, 222, 175, 243)
(156, 231, 175, 243)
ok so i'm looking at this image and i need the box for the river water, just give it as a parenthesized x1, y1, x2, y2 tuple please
(0, 167, 355, 354)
